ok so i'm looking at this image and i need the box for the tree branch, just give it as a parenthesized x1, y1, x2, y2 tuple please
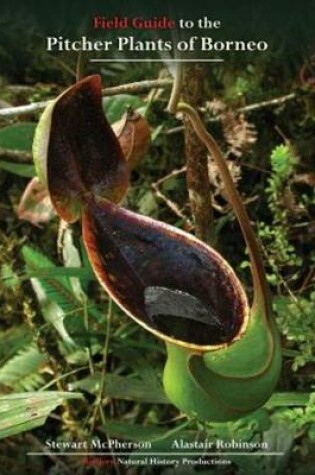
(182, 64, 215, 244)
(165, 92, 297, 135)
(0, 147, 32, 163)
(0, 78, 173, 118)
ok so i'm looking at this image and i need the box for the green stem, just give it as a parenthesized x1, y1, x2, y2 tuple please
(98, 298, 113, 424)
(177, 102, 270, 315)
(167, 62, 183, 114)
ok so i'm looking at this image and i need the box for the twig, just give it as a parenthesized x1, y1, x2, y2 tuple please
(152, 181, 194, 231)
(154, 165, 186, 187)
(236, 92, 296, 114)
(152, 166, 194, 229)
(0, 100, 50, 117)
(102, 78, 173, 97)
(0, 79, 173, 118)
(0, 147, 32, 163)
(165, 92, 297, 135)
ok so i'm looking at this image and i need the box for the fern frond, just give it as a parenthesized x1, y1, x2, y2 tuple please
(0, 343, 47, 391)
(0, 324, 32, 365)
(21, 245, 103, 346)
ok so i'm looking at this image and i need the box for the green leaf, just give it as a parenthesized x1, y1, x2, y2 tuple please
(21, 245, 82, 346)
(103, 421, 192, 443)
(102, 95, 145, 124)
(61, 226, 84, 301)
(105, 422, 166, 441)
(266, 392, 311, 408)
(24, 267, 94, 280)
(151, 124, 164, 142)
(0, 343, 47, 391)
(114, 346, 161, 387)
(21, 245, 102, 347)
(0, 160, 35, 177)
(0, 123, 36, 151)
(0, 391, 82, 439)
(69, 372, 168, 404)
(30, 278, 77, 347)
(0, 325, 32, 364)
(102, 420, 197, 456)
(138, 190, 158, 216)
(0, 263, 20, 290)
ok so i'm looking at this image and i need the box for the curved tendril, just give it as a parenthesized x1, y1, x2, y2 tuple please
(176, 102, 269, 316)
(167, 61, 183, 114)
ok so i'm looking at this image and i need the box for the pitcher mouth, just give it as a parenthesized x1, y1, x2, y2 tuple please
(82, 198, 250, 353)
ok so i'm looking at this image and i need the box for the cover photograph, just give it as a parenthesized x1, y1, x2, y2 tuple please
(0, 0, 314, 473)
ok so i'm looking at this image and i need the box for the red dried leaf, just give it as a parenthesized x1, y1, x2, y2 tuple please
(17, 177, 56, 226)
(112, 109, 151, 170)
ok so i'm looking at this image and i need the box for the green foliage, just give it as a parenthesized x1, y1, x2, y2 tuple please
(269, 144, 297, 181)
(274, 294, 315, 370)
(274, 392, 315, 442)
(69, 372, 168, 404)
(21, 244, 101, 349)
(0, 123, 36, 152)
(258, 144, 302, 285)
(0, 324, 32, 363)
(0, 160, 35, 177)
(138, 189, 159, 217)
(0, 391, 82, 440)
(102, 94, 146, 123)
(0, 343, 47, 392)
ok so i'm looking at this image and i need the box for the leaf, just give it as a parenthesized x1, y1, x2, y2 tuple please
(25, 267, 93, 280)
(112, 110, 151, 170)
(0, 160, 35, 177)
(114, 346, 160, 387)
(102, 94, 145, 124)
(21, 245, 82, 346)
(222, 111, 257, 157)
(102, 421, 195, 447)
(0, 391, 82, 439)
(0, 325, 32, 363)
(33, 75, 129, 223)
(0, 343, 47, 392)
(61, 226, 84, 301)
(68, 372, 168, 404)
(0, 123, 36, 151)
(151, 124, 163, 142)
(30, 279, 76, 347)
(21, 245, 102, 347)
(0, 263, 20, 290)
(102, 421, 198, 454)
(103, 421, 167, 441)
(138, 190, 158, 216)
(266, 392, 311, 407)
(17, 177, 56, 226)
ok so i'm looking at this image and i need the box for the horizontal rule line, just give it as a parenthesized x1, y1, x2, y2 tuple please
(89, 58, 224, 63)
(27, 452, 285, 456)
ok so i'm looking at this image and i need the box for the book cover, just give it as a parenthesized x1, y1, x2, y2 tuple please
(0, 1, 314, 474)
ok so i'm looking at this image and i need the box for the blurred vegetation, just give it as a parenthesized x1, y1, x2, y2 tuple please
(0, 14, 315, 475)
